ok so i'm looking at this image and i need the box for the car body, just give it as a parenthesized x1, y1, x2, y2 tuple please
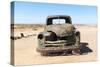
(36, 15, 81, 56)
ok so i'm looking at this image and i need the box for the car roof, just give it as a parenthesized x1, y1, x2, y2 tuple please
(47, 15, 71, 19)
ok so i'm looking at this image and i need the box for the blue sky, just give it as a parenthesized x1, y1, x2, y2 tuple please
(12, 1, 97, 24)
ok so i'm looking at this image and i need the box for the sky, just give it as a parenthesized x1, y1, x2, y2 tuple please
(11, 1, 97, 24)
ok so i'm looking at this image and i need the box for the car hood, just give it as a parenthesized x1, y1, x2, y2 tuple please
(45, 24, 74, 37)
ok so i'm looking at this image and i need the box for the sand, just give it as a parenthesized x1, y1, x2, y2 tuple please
(12, 25, 97, 65)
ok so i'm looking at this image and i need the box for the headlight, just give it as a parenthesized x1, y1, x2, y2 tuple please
(38, 34, 44, 39)
(38, 32, 50, 39)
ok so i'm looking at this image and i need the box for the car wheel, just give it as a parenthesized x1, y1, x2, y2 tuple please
(75, 32, 80, 47)
(41, 52, 49, 56)
(72, 48, 80, 55)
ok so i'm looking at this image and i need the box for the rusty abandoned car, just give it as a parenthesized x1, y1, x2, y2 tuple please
(37, 15, 81, 56)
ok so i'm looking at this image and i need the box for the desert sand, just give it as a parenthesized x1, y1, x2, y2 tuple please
(12, 24, 97, 65)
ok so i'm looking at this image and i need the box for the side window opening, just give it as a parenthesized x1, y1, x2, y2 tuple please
(66, 18, 71, 24)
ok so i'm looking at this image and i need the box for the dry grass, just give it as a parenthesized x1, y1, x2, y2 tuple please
(11, 24, 45, 30)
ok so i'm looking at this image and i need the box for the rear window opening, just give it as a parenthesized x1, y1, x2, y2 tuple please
(53, 19, 65, 24)
(46, 16, 72, 25)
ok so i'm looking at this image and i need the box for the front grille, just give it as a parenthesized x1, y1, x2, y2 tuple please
(45, 45, 62, 47)
(45, 40, 67, 44)
(46, 35, 74, 41)
(45, 35, 76, 47)
(58, 36, 68, 40)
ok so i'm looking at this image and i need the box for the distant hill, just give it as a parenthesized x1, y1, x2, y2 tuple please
(11, 24, 45, 29)
(11, 24, 97, 29)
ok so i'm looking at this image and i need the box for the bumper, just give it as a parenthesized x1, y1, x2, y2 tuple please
(37, 45, 79, 53)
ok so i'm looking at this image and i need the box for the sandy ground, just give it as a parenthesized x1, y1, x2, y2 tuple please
(13, 25, 97, 65)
